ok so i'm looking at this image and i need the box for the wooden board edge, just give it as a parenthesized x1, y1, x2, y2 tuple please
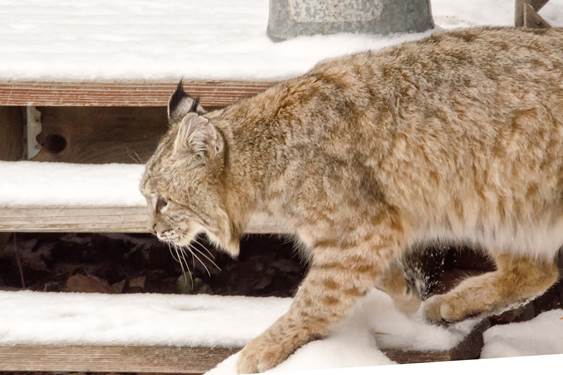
(0, 80, 277, 107)
(381, 318, 490, 363)
(0, 344, 239, 374)
(0, 205, 284, 234)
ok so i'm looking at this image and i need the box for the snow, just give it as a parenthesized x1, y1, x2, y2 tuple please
(1, 161, 561, 370)
(208, 290, 479, 374)
(0, 288, 477, 372)
(0, 161, 145, 206)
(210, 306, 563, 374)
(255, 355, 563, 375)
(1, 2, 562, 370)
(1, 0, 561, 81)
(481, 309, 563, 359)
(0, 291, 289, 347)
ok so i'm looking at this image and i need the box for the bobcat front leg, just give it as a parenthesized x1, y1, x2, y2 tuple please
(237, 222, 403, 373)
(424, 253, 559, 323)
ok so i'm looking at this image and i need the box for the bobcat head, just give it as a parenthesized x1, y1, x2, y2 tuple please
(140, 82, 240, 256)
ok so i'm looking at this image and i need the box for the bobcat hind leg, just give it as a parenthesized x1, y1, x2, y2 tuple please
(424, 253, 559, 323)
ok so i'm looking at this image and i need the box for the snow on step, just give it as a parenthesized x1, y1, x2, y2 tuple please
(0, 289, 476, 372)
(0, 161, 145, 207)
(0, 161, 279, 233)
(0, 291, 289, 347)
(481, 309, 563, 359)
(0, 289, 472, 349)
(1, 0, 562, 81)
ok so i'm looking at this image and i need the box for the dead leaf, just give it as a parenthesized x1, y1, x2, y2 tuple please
(65, 274, 113, 293)
(128, 275, 146, 289)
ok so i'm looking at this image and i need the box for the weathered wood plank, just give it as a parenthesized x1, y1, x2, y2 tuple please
(0, 345, 238, 374)
(32, 106, 167, 164)
(0, 107, 24, 161)
(515, 0, 551, 27)
(0, 320, 489, 373)
(0, 107, 24, 252)
(0, 206, 283, 234)
(0, 80, 276, 107)
(382, 319, 490, 364)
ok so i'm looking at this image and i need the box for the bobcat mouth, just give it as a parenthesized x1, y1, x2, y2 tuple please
(156, 226, 200, 247)
(156, 229, 175, 242)
(158, 226, 239, 259)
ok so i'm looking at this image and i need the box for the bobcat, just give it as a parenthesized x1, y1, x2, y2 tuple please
(140, 27, 563, 373)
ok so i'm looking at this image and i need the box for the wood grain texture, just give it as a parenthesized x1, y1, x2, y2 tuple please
(0, 107, 23, 161)
(0, 80, 275, 107)
(528, 0, 550, 10)
(0, 107, 23, 252)
(0, 321, 489, 373)
(515, 0, 551, 27)
(0, 206, 283, 234)
(33, 106, 168, 164)
(0, 345, 238, 374)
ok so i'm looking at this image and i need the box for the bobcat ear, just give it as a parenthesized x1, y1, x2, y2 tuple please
(174, 113, 224, 159)
(167, 80, 206, 124)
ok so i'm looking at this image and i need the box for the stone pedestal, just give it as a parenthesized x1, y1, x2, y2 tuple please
(267, 0, 434, 41)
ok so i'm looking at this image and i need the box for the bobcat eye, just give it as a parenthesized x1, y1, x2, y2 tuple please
(155, 196, 168, 213)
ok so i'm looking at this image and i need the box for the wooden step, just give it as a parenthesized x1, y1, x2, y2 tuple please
(0, 205, 281, 234)
(0, 161, 282, 234)
(0, 345, 237, 374)
(0, 320, 489, 374)
(0, 80, 276, 108)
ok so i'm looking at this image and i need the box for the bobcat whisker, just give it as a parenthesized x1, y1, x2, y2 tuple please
(186, 244, 212, 277)
(171, 243, 193, 287)
(192, 237, 216, 259)
(190, 244, 221, 271)
(175, 244, 193, 276)
(132, 151, 143, 164)
(127, 149, 143, 164)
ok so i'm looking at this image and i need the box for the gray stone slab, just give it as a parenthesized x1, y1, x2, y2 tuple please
(268, 0, 434, 41)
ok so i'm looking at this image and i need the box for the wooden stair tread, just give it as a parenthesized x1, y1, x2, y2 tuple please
(0, 161, 280, 233)
(0, 80, 276, 107)
(0, 344, 237, 374)
(0, 320, 489, 373)
(0, 205, 280, 233)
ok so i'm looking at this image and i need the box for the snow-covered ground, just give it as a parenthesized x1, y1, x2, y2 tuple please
(0, 0, 561, 81)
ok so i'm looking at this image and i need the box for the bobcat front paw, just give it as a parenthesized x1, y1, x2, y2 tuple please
(237, 335, 292, 374)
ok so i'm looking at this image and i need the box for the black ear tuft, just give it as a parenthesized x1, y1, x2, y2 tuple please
(167, 80, 206, 124)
